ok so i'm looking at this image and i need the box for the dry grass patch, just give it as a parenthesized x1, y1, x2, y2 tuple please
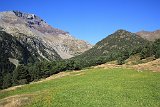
(132, 59, 160, 72)
(0, 94, 34, 107)
(94, 58, 160, 72)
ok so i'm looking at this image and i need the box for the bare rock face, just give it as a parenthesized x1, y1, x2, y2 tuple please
(0, 11, 92, 60)
(136, 30, 160, 41)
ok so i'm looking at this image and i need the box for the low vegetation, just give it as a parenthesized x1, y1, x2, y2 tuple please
(0, 68, 160, 107)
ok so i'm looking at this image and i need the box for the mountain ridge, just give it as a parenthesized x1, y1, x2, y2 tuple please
(0, 10, 92, 60)
(136, 29, 160, 41)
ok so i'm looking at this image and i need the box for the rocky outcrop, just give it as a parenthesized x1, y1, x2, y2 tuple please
(0, 11, 92, 60)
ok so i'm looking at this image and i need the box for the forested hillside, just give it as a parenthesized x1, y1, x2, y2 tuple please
(1, 29, 160, 89)
(0, 31, 46, 89)
(75, 30, 149, 60)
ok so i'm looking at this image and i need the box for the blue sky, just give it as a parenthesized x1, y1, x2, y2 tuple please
(0, 0, 160, 44)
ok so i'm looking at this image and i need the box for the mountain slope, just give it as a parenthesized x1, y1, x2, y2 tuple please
(136, 30, 160, 41)
(0, 30, 61, 88)
(0, 30, 61, 62)
(0, 11, 92, 59)
(0, 30, 61, 75)
(76, 30, 149, 59)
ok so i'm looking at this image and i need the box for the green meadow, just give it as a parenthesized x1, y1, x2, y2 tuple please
(0, 68, 160, 107)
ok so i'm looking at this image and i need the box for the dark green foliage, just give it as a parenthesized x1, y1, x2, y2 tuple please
(12, 65, 30, 85)
(117, 57, 124, 65)
(2, 73, 12, 89)
(117, 51, 130, 65)
(14, 60, 76, 84)
(129, 46, 143, 56)
(140, 43, 154, 59)
(0, 30, 36, 87)
(153, 39, 160, 58)
(12, 69, 19, 86)
(0, 75, 3, 89)
(64, 60, 82, 70)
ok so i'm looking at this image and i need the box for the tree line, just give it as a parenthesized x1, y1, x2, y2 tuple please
(1, 39, 160, 89)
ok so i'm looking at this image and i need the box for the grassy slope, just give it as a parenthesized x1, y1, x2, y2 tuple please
(0, 68, 160, 107)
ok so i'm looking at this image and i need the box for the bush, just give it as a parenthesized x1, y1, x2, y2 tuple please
(12, 65, 30, 85)
(153, 39, 160, 58)
(2, 73, 12, 89)
(117, 57, 124, 65)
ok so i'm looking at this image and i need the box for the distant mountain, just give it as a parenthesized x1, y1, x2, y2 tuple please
(0, 11, 92, 60)
(136, 30, 160, 41)
(75, 30, 149, 60)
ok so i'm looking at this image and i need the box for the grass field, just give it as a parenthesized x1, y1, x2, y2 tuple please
(0, 68, 160, 107)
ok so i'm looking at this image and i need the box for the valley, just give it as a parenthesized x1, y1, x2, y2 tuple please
(0, 8, 160, 107)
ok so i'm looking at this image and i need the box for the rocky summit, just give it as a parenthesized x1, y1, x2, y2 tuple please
(0, 11, 92, 60)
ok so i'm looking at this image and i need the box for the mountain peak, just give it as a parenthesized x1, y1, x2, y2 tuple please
(116, 29, 128, 32)
(114, 29, 132, 35)
(13, 10, 37, 20)
(108, 29, 136, 39)
(0, 11, 92, 59)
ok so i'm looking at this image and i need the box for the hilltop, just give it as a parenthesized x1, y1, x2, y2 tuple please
(75, 29, 149, 60)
